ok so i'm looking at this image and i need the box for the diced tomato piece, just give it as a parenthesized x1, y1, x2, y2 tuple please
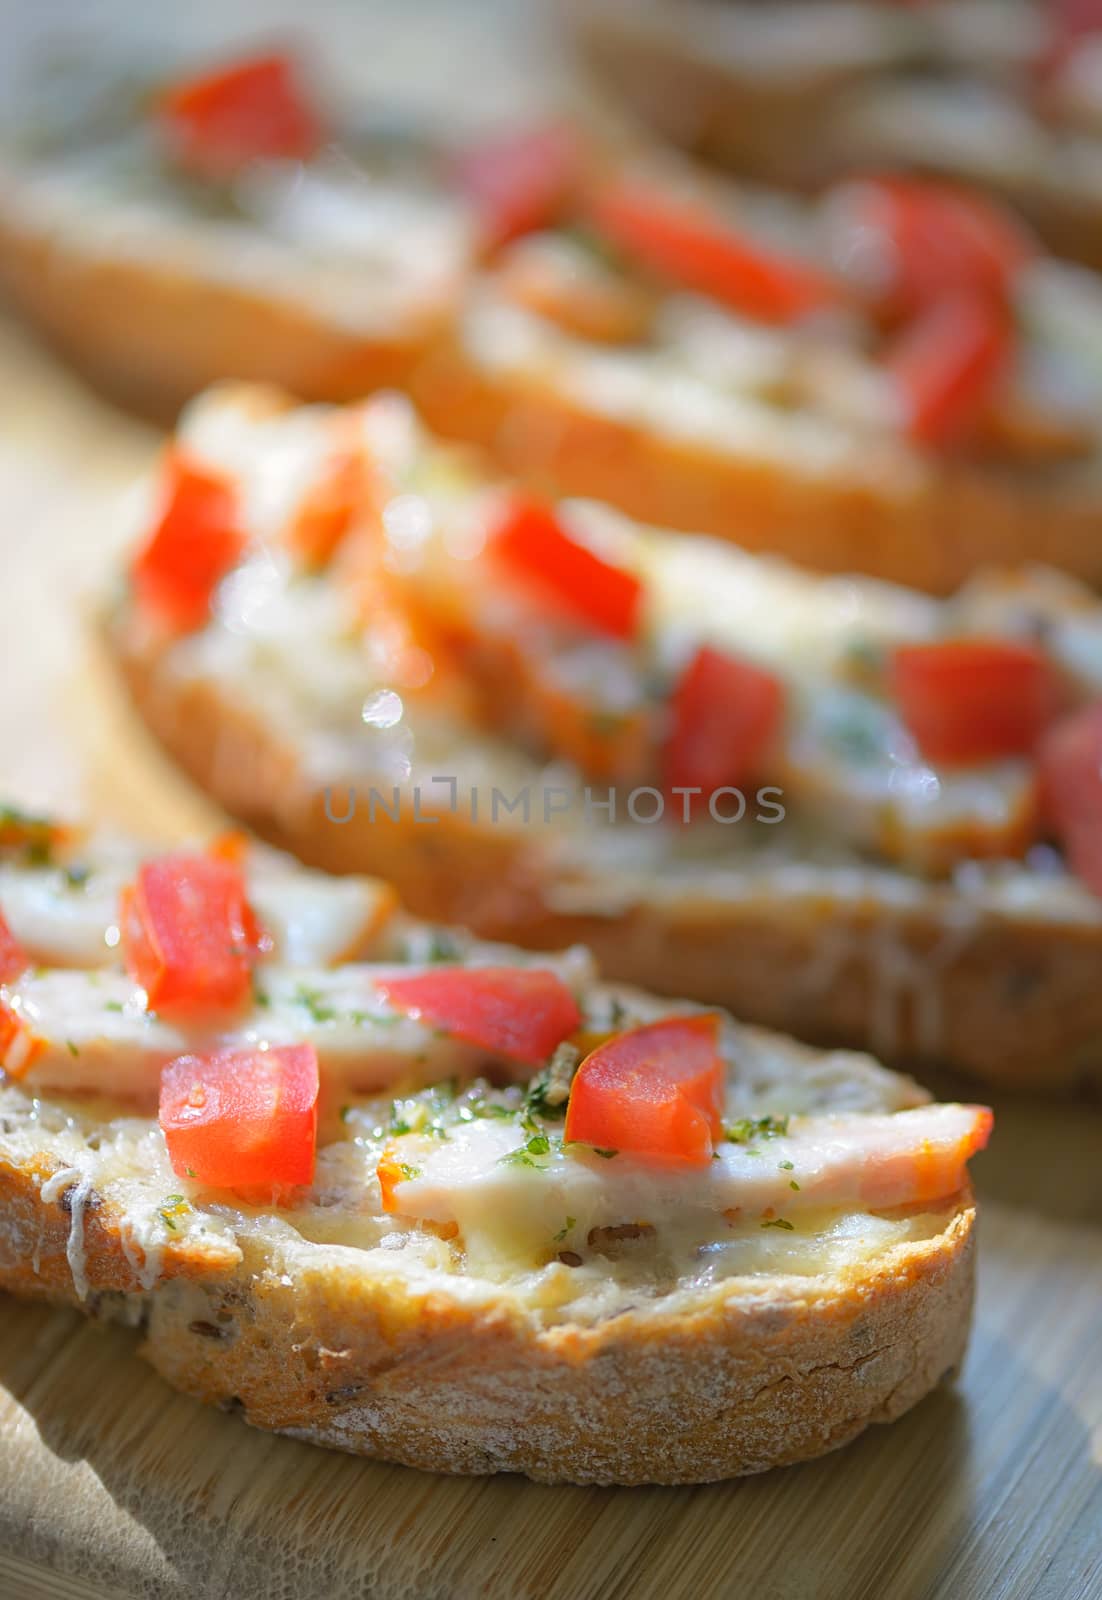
(590, 180, 840, 323)
(131, 452, 247, 633)
(888, 293, 1011, 448)
(375, 966, 581, 1066)
(0, 909, 29, 986)
(1038, 701, 1102, 895)
(157, 51, 323, 179)
(830, 177, 1032, 319)
(454, 123, 579, 250)
(120, 851, 266, 1018)
(1041, 1, 1102, 75)
(493, 498, 643, 640)
(891, 638, 1062, 766)
(563, 1014, 724, 1165)
(159, 1044, 319, 1188)
(664, 645, 785, 801)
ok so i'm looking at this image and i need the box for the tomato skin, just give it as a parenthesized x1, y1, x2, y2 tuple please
(158, 51, 322, 179)
(131, 452, 246, 633)
(159, 1044, 319, 1188)
(454, 123, 579, 250)
(376, 966, 582, 1066)
(564, 1014, 724, 1166)
(120, 852, 265, 1019)
(590, 180, 840, 323)
(0, 909, 29, 986)
(494, 498, 643, 641)
(831, 178, 1031, 320)
(891, 638, 1062, 766)
(888, 292, 1011, 447)
(664, 646, 785, 801)
(1038, 702, 1102, 895)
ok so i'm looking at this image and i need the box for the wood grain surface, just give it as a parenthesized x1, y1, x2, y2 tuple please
(0, 0, 1100, 1588)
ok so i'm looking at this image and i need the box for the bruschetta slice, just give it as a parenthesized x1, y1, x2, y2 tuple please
(563, 0, 1102, 269)
(0, 811, 989, 1482)
(414, 156, 1102, 593)
(106, 386, 1102, 1092)
(9, 39, 1102, 595)
(0, 44, 573, 416)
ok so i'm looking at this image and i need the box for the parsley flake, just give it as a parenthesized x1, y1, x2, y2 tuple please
(725, 1115, 790, 1145)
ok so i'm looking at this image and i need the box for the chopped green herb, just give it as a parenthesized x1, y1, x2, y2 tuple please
(553, 1216, 577, 1243)
(397, 1162, 421, 1181)
(779, 1159, 794, 1170)
(525, 1041, 580, 1120)
(499, 1133, 556, 1168)
(459, 1096, 514, 1122)
(294, 984, 336, 1024)
(591, 1147, 618, 1160)
(425, 930, 462, 963)
(65, 1040, 80, 1058)
(761, 1217, 795, 1231)
(63, 863, 92, 890)
(158, 1194, 190, 1231)
(104, 1000, 125, 1013)
(339, 1106, 351, 1123)
(184, 1167, 197, 1179)
(725, 1115, 789, 1145)
(822, 697, 888, 765)
(606, 996, 628, 1029)
(842, 634, 884, 675)
(789, 1180, 801, 1191)
(251, 974, 271, 1009)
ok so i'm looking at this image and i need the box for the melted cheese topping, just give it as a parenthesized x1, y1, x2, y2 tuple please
(0, 979, 948, 1318)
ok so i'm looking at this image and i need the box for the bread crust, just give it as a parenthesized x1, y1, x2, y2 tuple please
(0, 1092, 976, 1484)
(140, 1209, 975, 1485)
(0, 1151, 240, 1301)
(0, 182, 438, 420)
(412, 335, 1102, 596)
(111, 625, 1102, 1094)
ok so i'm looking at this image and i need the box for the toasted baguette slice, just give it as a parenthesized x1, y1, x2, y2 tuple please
(105, 385, 1102, 1093)
(10, 45, 1102, 596)
(562, 0, 1102, 269)
(0, 819, 987, 1483)
(412, 191, 1102, 596)
(0, 50, 477, 417)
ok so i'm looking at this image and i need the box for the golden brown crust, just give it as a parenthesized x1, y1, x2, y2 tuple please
(0, 1153, 239, 1301)
(111, 622, 1102, 1095)
(0, 203, 436, 420)
(412, 335, 1102, 596)
(139, 1210, 974, 1485)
